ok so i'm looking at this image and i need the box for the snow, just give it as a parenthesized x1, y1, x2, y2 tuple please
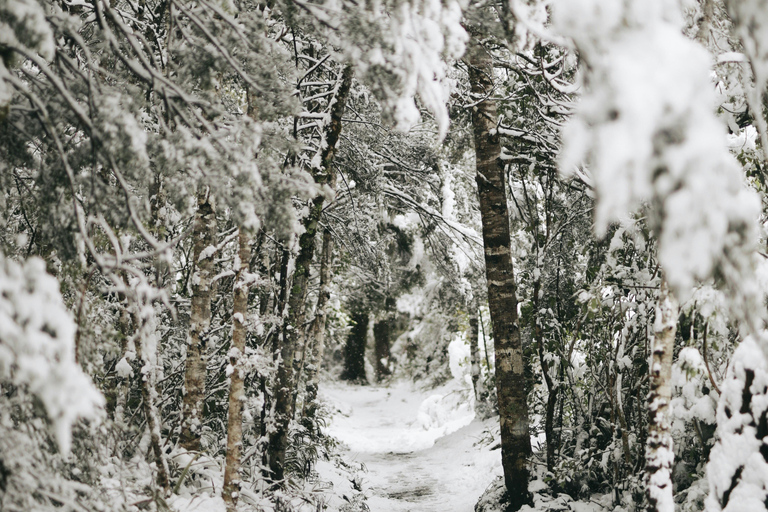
(339, 0, 467, 139)
(707, 336, 768, 511)
(319, 380, 501, 512)
(170, 493, 227, 512)
(0, 254, 103, 453)
(323, 379, 475, 453)
(198, 245, 217, 262)
(553, 0, 761, 313)
(115, 356, 134, 378)
(0, 0, 54, 60)
(0, 0, 55, 110)
(448, 334, 471, 380)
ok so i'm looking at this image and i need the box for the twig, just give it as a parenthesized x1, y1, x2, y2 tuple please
(702, 321, 721, 395)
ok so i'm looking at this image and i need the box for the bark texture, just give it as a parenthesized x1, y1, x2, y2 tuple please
(267, 65, 353, 482)
(469, 306, 481, 400)
(180, 189, 217, 452)
(134, 326, 170, 494)
(646, 279, 678, 512)
(467, 38, 532, 510)
(223, 230, 251, 511)
(303, 227, 335, 426)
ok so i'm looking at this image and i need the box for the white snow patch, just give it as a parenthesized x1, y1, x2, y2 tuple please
(320, 380, 499, 512)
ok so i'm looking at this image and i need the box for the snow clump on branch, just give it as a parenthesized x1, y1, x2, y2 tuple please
(553, 0, 761, 324)
(707, 337, 768, 512)
(0, 254, 103, 453)
(324, 0, 467, 139)
(0, 0, 54, 111)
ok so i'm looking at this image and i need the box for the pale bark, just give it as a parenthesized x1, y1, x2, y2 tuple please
(645, 278, 678, 512)
(302, 227, 334, 426)
(113, 303, 131, 424)
(467, 37, 532, 510)
(180, 189, 217, 452)
(123, 306, 171, 495)
(223, 230, 251, 511)
(134, 326, 171, 494)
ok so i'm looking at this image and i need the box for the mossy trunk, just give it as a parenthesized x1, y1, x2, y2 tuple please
(469, 306, 482, 400)
(373, 318, 392, 382)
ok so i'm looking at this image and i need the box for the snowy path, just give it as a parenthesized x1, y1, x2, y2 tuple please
(319, 381, 503, 512)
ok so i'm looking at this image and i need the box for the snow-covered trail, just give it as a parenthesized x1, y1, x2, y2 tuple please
(319, 381, 503, 512)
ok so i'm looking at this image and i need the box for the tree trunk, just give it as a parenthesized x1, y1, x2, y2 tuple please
(479, 308, 491, 373)
(113, 302, 132, 424)
(123, 301, 171, 494)
(135, 333, 171, 494)
(267, 65, 353, 483)
(467, 37, 532, 510)
(533, 279, 558, 472)
(645, 278, 678, 512)
(223, 230, 251, 511)
(180, 189, 217, 452)
(469, 306, 482, 400)
(373, 311, 392, 382)
(302, 227, 335, 427)
(340, 310, 369, 382)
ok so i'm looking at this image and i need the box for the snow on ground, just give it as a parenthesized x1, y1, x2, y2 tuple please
(319, 379, 503, 512)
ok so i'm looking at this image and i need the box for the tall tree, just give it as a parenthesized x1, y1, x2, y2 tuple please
(466, 35, 532, 510)
(303, 227, 335, 426)
(373, 297, 395, 381)
(646, 278, 678, 512)
(267, 64, 354, 482)
(180, 190, 217, 452)
(222, 230, 252, 510)
(468, 304, 482, 400)
(340, 310, 370, 382)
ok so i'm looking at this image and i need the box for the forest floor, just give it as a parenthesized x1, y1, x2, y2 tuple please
(317, 380, 503, 512)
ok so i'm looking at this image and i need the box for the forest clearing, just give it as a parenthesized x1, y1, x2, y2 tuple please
(3, 0, 768, 511)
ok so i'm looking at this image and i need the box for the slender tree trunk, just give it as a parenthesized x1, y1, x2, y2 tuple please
(646, 278, 678, 512)
(113, 303, 132, 424)
(373, 320, 391, 381)
(267, 65, 353, 482)
(127, 306, 171, 494)
(373, 303, 393, 382)
(302, 228, 335, 426)
(469, 306, 482, 400)
(223, 230, 251, 511)
(180, 189, 217, 452)
(467, 37, 532, 510)
(340, 310, 369, 382)
(479, 307, 491, 373)
(533, 279, 558, 472)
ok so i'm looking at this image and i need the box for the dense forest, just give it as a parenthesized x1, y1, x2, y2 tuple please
(2, 0, 768, 511)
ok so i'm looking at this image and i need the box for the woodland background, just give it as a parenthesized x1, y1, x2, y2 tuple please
(2, 0, 768, 512)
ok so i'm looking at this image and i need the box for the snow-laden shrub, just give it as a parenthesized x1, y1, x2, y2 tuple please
(707, 337, 768, 512)
(0, 253, 105, 511)
(0, 254, 103, 451)
(553, 0, 761, 323)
